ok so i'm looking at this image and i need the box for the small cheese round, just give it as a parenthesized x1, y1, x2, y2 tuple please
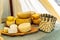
(6, 21, 15, 26)
(7, 16, 15, 21)
(6, 16, 16, 26)
(18, 23, 31, 33)
(32, 18, 41, 25)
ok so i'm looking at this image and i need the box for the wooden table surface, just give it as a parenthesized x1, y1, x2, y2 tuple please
(0, 23, 60, 40)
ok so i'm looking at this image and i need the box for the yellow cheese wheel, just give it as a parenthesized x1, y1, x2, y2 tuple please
(6, 16, 16, 26)
(16, 18, 31, 25)
(32, 18, 41, 25)
(31, 13, 40, 19)
(17, 12, 31, 19)
(6, 21, 15, 26)
(6, 16, 15, 21)
(17, 11, 35, 19)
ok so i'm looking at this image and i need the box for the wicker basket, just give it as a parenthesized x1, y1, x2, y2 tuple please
(39, 14, 57, 32)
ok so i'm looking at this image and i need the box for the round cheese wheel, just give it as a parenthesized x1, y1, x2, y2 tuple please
(6, 16, 15, 21)
(16, 18, 31, 25)
(32, 18, 41, 25)
(6, 21, 15, 26)
(32, 13, 40, 19)
(17, 12, 31, 19)
(18, 23, 31, 33)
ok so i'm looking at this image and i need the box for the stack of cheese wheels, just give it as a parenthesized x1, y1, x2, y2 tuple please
(18, 23, 31, 33)
(39, 14, 57, 32)
(31, 13, 41, 25)
(16, 12, 32, 25)
(6, 16, 16, 26)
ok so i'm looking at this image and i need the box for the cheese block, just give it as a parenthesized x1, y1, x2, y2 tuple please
(8, 24, 18, 33)
(16, 18, 31, 25)
(3, 27, 9, 33)
(18, 23, 31, 33)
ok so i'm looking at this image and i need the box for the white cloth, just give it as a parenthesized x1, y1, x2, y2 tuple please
(48, 0, 60, 16)
(0, 0, 3, 18)
(19, 0, 49, 13)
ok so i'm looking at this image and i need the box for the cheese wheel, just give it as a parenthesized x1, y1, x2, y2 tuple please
(17, 12, 31, 19)
(6, 16, 15, 21)
(16, 18, 31, 25)
(32, 13, 40, 19)
(6, 21, 15, 26)
(32, 18, 41, 25)
(6, 16, 16, 26)
(18, 23, 31, 33)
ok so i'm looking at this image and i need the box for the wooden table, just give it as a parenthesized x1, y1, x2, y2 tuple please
(0, 23, 60, 40)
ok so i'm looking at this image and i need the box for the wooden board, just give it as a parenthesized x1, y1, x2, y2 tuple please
(1, 27, 39, 36)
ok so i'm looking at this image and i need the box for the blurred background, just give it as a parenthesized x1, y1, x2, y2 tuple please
(0, 0, 60, 22)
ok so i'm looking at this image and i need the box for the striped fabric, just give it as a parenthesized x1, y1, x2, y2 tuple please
(39, 0, 60, 22)
(19, 0, 49, 13)
(11, 0, 60, 22)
